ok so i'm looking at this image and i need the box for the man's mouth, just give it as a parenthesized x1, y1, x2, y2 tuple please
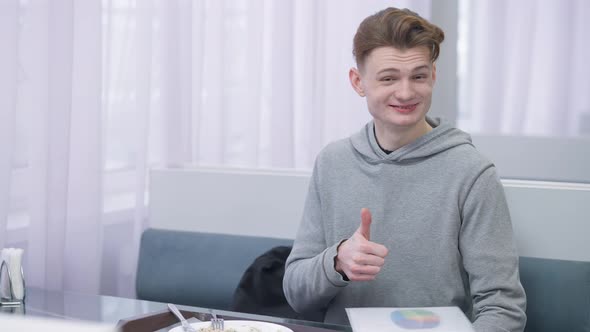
(390, 103, 419, 113)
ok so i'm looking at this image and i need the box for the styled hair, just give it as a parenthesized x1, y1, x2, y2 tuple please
(353, 8, 445, 67)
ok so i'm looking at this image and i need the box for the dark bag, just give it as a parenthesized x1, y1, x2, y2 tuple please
(231, 246, 322, 321)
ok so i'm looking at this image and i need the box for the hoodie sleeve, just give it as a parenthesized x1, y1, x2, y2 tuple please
(460, 166, 527, 332)
(283, 161, 349, 315)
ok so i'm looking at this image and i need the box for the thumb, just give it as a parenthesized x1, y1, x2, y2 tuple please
(357, 208, 372, 240)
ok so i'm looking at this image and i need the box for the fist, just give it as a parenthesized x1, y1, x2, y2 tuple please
(335, 208, 389, 281)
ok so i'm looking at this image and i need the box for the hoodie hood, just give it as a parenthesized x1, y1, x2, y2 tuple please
(350, 117, 474, 164)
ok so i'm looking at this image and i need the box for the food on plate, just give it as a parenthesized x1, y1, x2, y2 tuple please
(196, 327, 262, 332)
(197, 327, 238, 332)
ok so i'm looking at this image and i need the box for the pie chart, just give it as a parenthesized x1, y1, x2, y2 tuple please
(391, 309, 441, 329)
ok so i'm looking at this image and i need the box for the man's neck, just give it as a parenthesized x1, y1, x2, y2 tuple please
(374, 119, 433, 152)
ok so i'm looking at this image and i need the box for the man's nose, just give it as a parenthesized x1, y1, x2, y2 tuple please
(394, 80, 415, 101)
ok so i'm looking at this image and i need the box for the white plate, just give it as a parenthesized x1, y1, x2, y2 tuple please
(168, 320, 294, 332)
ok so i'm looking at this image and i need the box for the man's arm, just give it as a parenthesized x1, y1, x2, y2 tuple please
(460, 166, 527, 332)
(282, 165, 349, 314)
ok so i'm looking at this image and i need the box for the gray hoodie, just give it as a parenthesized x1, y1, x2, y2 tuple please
(283, 117, 526, 332)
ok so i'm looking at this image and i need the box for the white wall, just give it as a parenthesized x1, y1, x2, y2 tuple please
(149, 167, 590, 262)
(149, 167, 311, 239)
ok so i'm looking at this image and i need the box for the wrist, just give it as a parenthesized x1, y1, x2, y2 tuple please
(334, 239, 349, 280)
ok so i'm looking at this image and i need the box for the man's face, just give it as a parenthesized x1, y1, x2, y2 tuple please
(350, 46, 436, 132)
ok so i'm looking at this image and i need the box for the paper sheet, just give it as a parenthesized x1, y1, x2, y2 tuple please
(346, 306, 475, 332)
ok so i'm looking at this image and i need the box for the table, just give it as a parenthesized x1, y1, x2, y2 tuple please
(0, 287, 352, 331)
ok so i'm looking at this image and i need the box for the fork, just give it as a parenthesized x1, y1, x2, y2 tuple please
(168, 303, 197, 332)
(210, 309, 224, 331)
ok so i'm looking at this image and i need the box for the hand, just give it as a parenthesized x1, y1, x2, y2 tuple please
(335, 208, 389, 281)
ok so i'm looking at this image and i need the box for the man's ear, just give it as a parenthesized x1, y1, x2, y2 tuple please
(349, 67, 365, 97)
(432, 63, 437, 83)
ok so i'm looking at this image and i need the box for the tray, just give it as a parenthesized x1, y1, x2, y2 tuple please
(117, 309, 344, 332)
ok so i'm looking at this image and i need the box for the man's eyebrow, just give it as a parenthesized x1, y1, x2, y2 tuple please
(376, 68, 400, 75)
(412, 65, 430, 72)
(376, 65, 430, 75)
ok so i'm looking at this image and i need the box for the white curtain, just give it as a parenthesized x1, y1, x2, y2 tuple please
(458, 0, 590, 137)
(0, 0, 431, 297)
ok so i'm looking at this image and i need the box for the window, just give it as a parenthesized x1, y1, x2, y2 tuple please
(455, 0, 590, 183)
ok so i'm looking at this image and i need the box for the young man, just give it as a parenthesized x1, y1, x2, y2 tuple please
(283, 7, 527, 332)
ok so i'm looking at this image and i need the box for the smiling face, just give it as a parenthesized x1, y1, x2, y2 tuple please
(350, 46, 436, 136)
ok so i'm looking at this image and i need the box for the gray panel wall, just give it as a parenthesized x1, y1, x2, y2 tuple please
(430, 0, 458, 125)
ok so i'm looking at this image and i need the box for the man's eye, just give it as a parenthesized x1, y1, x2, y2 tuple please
(381, 77, 397, 82)
(414, 75, 426, 80)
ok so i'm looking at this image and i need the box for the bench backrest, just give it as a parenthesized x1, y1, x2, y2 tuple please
(519, 256, 590, 332)
(135, 228, 293, 310)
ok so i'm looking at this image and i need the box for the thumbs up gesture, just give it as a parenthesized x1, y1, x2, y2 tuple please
(335, 208, 389, 281)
